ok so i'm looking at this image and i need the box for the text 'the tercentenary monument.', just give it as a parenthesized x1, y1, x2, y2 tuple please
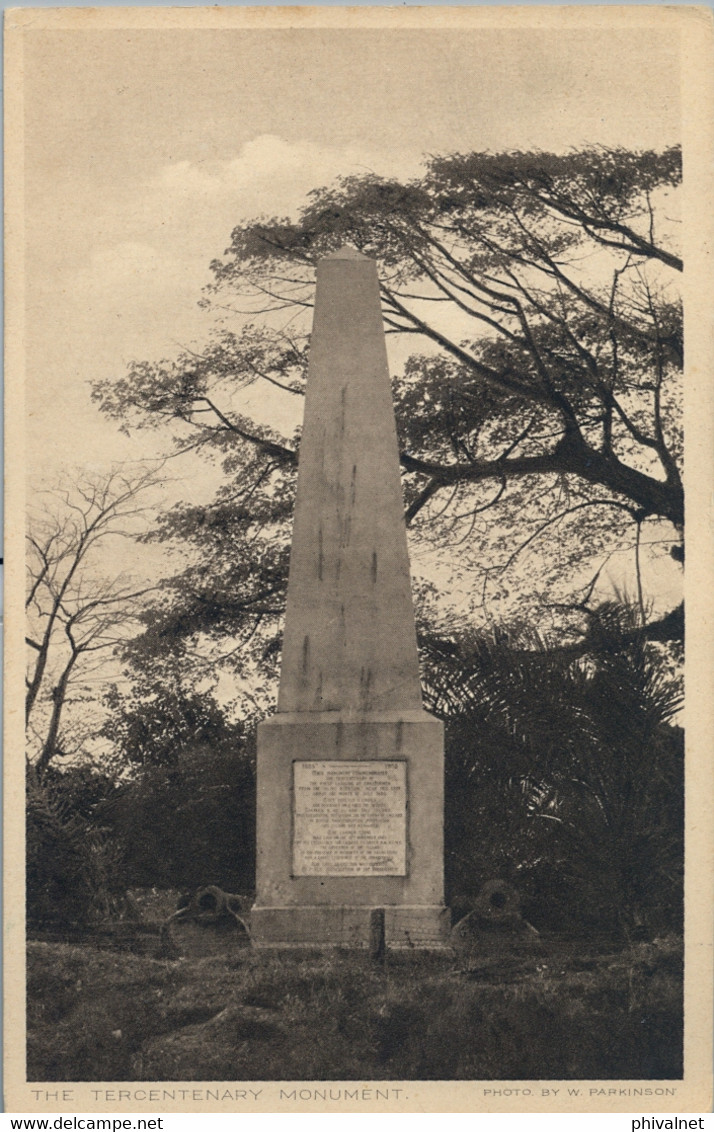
(251, 246, 449, 948)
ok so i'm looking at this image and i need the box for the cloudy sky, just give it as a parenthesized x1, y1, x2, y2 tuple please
(22, 15, 682, 480)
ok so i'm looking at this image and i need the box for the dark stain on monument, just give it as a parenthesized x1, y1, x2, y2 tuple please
(339, 386, 347, 435)
(359, 665, 373, 707)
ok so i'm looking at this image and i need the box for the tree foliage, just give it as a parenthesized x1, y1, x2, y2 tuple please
(93, 145, 683, 686)
(420, 603, 683, 937)
(102, 677, 241, 768)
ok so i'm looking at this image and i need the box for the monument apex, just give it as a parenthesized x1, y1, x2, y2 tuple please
(277, 245, 422, 715)
(322, 244, 370, 259)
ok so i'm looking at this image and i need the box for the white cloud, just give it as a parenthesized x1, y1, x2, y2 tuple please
(149, 134, 422, 225)
(60, 134, 418, 342)
(63, 134, 423, 323)
(60, 134, 424, 361)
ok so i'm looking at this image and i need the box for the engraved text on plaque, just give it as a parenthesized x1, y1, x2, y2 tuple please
(293, 760, 407, 876)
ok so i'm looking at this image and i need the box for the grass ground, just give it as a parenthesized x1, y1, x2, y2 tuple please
(27, 934, 682, 1082)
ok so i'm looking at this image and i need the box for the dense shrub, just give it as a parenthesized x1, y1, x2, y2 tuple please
(100, 741, 256, 895)
(26, 769, 119, 929)
(28, 603, 683, 939)
(424, 607, 684, 940)
(27, 732, 256, 928)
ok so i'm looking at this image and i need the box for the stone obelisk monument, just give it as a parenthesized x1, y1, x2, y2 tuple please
(251, 246, 448, 948)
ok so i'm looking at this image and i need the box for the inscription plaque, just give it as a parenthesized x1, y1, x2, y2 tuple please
(292, 760, 407, 876)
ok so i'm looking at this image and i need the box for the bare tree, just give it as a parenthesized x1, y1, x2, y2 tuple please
(26, 466, 162, 774)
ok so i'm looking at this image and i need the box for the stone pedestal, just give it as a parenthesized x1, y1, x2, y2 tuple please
(252, 711, 447, 947)
(251, 247, 448, 948)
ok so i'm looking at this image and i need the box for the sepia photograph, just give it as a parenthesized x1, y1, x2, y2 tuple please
(5, 4, 713, 1114)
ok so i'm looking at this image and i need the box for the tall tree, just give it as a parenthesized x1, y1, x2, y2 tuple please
(93, 146, 683, 685)
(26, 466, 161, 774)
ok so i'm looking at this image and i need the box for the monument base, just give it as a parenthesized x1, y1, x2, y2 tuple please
(250, 904, 451, 949)
(253, 711, 446, 950)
